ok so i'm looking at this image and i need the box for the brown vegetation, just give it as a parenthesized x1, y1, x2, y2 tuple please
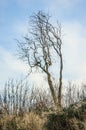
(0, 79, 86, 130)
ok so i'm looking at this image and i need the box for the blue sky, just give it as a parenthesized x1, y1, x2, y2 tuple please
(0, 0, 86, 88)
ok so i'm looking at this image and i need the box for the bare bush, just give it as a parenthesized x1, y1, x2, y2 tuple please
(63, 82, 86, 107)
(0, 79, 30, 115)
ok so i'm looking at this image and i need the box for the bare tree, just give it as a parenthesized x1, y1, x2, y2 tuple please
(18, 11, 63, 111)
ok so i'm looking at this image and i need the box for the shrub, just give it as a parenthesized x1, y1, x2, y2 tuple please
(45, 112, 70, 130)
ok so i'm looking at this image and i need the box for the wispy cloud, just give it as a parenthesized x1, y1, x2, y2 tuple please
(63, 21, 86, 80)
(0, 46, 29, 87)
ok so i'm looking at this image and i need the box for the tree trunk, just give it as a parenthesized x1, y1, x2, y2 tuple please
(58, 53, 63, 108)
(47, 72, 58, 110)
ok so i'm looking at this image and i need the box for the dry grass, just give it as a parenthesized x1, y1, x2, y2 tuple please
(0, 108, 86, 130)
(68, 118, 86, 130)
(0, 98, 86, 130)
(0, 112, 44, 130)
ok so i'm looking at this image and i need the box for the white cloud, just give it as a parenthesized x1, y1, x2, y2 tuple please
(0, 46, 29, 87)
(62, 21, 86, 80)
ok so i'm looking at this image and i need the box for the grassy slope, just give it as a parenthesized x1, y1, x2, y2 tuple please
(0, 99, 86, 130)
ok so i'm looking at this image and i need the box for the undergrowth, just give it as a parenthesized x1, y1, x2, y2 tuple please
(0, 99, 86, 130)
